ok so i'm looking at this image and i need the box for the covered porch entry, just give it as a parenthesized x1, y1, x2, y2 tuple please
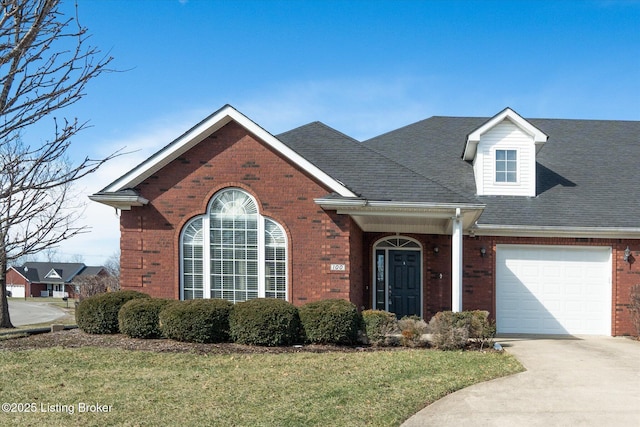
(316, 198, 485, 318)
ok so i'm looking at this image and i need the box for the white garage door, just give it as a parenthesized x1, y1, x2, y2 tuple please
(6, 285, 25, 298)
(496, 245, 611, 335)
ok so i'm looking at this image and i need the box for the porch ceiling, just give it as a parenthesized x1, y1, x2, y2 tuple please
(315, 198, 484, 235)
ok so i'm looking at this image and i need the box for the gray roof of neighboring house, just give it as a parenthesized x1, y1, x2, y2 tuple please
(279, 116, 640, 229)
(16, 262, 107, 284)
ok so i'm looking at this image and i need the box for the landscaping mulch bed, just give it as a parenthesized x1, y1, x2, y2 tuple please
(0, 328, 400, 354)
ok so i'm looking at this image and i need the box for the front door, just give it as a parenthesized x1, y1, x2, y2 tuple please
(388, 250, 421, 318)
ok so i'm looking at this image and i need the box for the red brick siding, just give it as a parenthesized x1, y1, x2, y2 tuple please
(360, 233, 637, 336)
(120, 121, 355, 305)
(5, 268, 29, 296)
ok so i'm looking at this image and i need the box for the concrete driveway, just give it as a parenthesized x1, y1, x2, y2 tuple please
(7, 299, 66, 326)
(402, 336, 640, 426)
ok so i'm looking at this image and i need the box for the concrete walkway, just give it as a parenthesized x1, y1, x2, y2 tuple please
(402, 336, 640, 426)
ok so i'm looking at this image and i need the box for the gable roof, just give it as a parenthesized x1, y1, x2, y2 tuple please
(13, 262, 107, 284)
(462, 107, 548, 160)
(91, 105, 357, 209)
(89, 104, 640, 237)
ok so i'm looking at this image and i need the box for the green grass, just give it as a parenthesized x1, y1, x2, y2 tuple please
(0, 347, 523, 426)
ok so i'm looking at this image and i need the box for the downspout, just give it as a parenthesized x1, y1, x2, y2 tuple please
(451, 208, 463, 312)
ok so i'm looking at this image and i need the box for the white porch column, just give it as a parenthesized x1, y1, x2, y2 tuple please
(451, 208, 463, 312)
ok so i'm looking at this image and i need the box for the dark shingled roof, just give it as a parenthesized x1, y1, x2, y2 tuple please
(17, 262, 107, 284)
(279, 115, 640, 229)
(277, 122, 474, 204)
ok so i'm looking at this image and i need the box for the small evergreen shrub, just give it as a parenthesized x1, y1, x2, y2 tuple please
(159, 299, 233, 343)
(229, 298, 302, 346)
(397, 315, 428, 347)
(118, 298, 172, 339)
(299, 299, 362, 345)
(362, 310, 398, 346)
(76, 290, 150, 334)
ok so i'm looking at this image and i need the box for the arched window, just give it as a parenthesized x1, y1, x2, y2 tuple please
(180, 188, 288, 302)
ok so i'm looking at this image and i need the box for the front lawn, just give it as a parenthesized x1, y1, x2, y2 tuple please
(0, 346, 523, 426)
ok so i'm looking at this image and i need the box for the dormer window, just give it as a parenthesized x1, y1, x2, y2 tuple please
(495, 149, 517, 183)
(463, 108, 548, 197)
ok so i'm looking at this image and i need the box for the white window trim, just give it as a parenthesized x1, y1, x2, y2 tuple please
(179, 189, 288, 302)
(494, 148, 519, 185)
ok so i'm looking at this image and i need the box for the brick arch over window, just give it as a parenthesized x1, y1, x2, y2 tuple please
(179, 188, 287, 302)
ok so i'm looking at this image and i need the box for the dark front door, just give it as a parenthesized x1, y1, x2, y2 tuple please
(388, 250, 421, 318)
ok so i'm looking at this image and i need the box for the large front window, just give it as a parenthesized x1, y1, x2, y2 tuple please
(180, 188, 287, 302)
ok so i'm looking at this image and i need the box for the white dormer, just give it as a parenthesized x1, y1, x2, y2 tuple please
(463, 108, 547, 197)
(45, 269, 62, 280)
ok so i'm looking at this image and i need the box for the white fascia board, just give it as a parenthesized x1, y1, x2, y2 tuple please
(463, 107, 548, 160)
(101, 105, 356, 198)
(88, 193, 149, 210)
(316, 198, 485, 231)
(315, 198, 485, 212)
(473, 224, 640, 239)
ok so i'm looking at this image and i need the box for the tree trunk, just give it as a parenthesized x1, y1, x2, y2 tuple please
(0, 253, 14, 328)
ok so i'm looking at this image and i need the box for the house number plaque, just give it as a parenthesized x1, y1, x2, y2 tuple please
(330, 264, 346, 271)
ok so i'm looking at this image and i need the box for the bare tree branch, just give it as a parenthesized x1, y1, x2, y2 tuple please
(0, 0, 115, 328)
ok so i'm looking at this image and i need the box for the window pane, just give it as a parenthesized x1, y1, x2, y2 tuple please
(264, 218, 287, 300)
(182, 217, 204, 300)
(496, 150, 517, 183)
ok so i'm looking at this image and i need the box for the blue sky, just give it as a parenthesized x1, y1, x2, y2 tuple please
(42, 0, 639, 265)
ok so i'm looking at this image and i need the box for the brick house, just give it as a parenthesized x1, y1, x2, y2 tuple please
(90, 105, 640, 336)
(6, 262, 108, 298)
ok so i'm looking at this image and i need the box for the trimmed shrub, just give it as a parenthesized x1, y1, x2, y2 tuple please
(362, 309, 398, 346)
(76, 290, 150, 334)
(159, 299, 233, 343)
(230, 298, 301, 346)
(428, 310, 495, 350)
(428, 311, 469, 350)
(299, 299, 362, 345)
(118, 298, 172, 339)
(397, 315, 428, 347)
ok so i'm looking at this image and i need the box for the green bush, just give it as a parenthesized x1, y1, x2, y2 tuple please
(299, 299, 362, 345)
(428, 310, 495, 350)
(362, 310, 398, 346)
(397, 315, 428, 347)
(229, 298, 302, 346)
(118, 298, 172, 339)
(76, 290, 150, 334)
(159, 299, 233, 343)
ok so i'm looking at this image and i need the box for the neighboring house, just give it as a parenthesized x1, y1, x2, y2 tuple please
(90, 105, 640, 336)
(6, 262, 108, 298)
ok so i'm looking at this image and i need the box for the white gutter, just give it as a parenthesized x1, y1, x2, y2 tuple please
(472, 224, 640, 239)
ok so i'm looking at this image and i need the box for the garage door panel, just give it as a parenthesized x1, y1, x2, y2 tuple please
(497, 245, 611, 335)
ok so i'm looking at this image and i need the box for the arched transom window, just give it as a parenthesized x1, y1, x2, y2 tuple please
(180, 188, 287, 302)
